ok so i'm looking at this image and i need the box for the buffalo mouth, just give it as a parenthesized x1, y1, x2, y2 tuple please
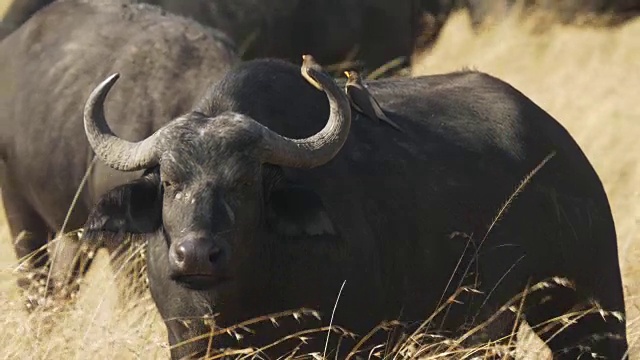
(171, 273, 231, 291)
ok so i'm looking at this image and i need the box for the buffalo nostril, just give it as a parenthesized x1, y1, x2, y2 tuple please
(209, 247, 223, 264)
(174, 245, 186, 264)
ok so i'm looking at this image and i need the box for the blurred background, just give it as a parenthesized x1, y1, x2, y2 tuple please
(0, 0, 638, 358)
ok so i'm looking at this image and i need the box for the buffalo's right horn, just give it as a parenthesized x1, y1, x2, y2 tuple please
(83, 73, 164, 171)
(259, 58, 352, 168)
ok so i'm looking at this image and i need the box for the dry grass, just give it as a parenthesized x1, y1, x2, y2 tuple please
(0, 6, 638, 360)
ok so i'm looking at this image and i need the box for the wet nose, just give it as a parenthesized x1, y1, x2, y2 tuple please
(169, 236, 226, 275)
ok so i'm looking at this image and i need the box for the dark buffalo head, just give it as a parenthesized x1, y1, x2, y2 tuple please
(83, 61, 350, 290)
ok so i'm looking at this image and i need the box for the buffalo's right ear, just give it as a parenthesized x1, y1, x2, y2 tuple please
(82, 170, 162, 246)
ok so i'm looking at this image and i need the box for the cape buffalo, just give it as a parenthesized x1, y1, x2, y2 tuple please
(1, 0, 455, 71)
(0, 0, 237, 306)
(81, 58, 628, 359)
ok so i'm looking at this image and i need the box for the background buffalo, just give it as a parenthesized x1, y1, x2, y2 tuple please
(0, 0, 456, 72)
(0, 0, 237, 307)
(143, 0, 457, 71)
(2, 1, 638, 69)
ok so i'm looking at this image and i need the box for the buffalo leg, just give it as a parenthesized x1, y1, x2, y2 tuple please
(0, 183, 53, 309)
(1, 188, 50, 267)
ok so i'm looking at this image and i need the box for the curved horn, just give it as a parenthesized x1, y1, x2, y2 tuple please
(83, 73, 163, 171)
(260, 63, 352, 168)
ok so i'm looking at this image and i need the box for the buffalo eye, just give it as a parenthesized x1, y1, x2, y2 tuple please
(162, 179, 181, 193)
(162, 180, 173, 189)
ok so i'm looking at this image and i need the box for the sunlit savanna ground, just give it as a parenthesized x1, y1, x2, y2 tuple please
(0, 2, 638, 358)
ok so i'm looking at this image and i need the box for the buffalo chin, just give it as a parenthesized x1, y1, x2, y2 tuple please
(171, 274, 229, 291)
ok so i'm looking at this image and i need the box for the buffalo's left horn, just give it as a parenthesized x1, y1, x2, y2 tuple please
(259, 61, 352, 168)
(83, 73, 164, 171)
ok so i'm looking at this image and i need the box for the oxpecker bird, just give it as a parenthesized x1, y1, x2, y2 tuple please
(344, 70, 402, 132)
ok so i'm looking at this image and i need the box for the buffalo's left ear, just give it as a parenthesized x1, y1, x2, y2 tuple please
(265, 182, 336, 238)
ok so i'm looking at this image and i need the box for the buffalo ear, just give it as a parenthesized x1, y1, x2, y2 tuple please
(265, 182, 336, 238)
(82, 170, 162, 246)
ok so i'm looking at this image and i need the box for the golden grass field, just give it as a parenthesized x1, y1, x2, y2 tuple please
(0, 2, 638, 359)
